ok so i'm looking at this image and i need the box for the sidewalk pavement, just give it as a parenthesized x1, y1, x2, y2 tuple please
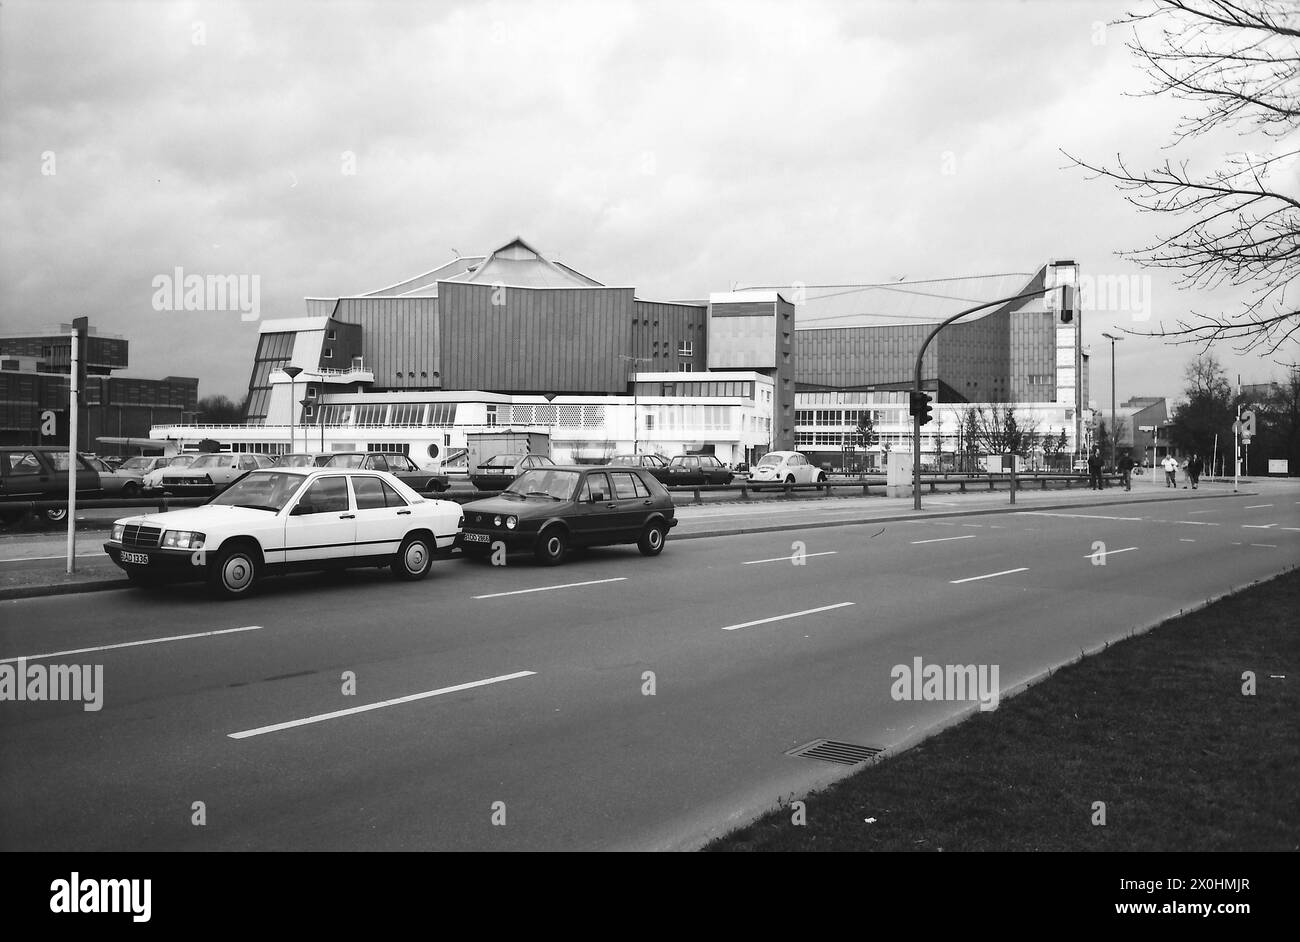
(0, 477, 1269, 601)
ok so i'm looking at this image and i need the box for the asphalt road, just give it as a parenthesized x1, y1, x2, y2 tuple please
(1, 485, 1296, 850)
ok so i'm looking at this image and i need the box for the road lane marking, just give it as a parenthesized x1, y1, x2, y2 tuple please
(1, 625, 263, 664)
(1018, 512, 1142, 521)
(1175, 521, 1220, 526)
(0, 552, 105, 564)
(960, 524, 983, 528)
(1242, 524, 1278, 529)
(743, 551, 838, 565)
(1250, 544, 1278, 548)
(1179, 539, 1196, 542)
(1082, 546, 1137, 559)
(1245, 504, 1273, 509)
(721, 602, 855, 632)
(911, 535, 977, 544)
(473, 577, 626, 600)
(932, 522, 956, 526)
(228, 670, 537, 739)
(950, 567, 1029, 584)
(1186, 509, 1220, 515)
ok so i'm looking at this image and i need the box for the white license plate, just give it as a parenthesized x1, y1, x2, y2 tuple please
(462, 532, 490, 543)
(121, 551, 149, 565)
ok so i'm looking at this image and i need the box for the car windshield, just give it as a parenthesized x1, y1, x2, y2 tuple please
(279, 454, 318, 467)
(757, 454, 784, 467)
(189, 455, 227, 469)
(121, 457, 153, 470)
(484, 454, 523, 467)
(326, 455, 365, 468)
(504, 469, 579, 500)
(208, 471, 305, 511)
(168, 455, 196, 467)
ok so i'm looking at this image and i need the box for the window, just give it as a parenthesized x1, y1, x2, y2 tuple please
(326, 329, 336, 341)
(631, 474, 651, 498)
(296, 477, 349, 514)
(304, 406, 314, 418)
(324, 348, 333, 359)
(307, 386, 317, 399)
(644, 413, 654, 430)
(583, 471, 611, 501)
(353, 475, 387, 510)
(485, 404, 498, 427)
(679, 363, 692, 372)
(366, 455, 390, 472)
(677, 340, 693, 357)
(609, 471, 639, 500)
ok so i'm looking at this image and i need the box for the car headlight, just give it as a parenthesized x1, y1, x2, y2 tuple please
(505, 515, 517, 529)
(162, 530, 205, 550)
(110, 523, 125, 542)
(493, 515, 503, 527)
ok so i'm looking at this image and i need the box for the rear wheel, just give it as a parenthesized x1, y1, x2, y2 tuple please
(41, 507, 68, 527)
(122, 481, 140, 499)
(207, 543, 260, 600)
(392, 533, 434, 581)
(534, 526, 568, 566)
(638, 521, 667, 557)
(816, 472, 827, 491)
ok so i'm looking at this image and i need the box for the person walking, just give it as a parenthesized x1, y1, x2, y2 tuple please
(1087, 446, 1104, 490)
(1189, 453, 1204, 489)
(1162, 453, 1178, 488)
(1117, 451, 1135, 491)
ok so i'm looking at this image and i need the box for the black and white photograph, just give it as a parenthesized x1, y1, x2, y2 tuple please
(0, 0, 1295, 917)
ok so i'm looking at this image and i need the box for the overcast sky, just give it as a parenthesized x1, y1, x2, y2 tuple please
(2, 0, 1292, 407)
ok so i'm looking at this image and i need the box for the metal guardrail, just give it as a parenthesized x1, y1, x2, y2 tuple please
(1, 471, 1124, 518)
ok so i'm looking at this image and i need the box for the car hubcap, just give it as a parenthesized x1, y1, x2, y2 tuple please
(547, 537, 562, 557)
(47, 509, 67, 522)
(649, 529, 662, 549)
(406, 542, 427, 571)
(224, 556, 252, 591)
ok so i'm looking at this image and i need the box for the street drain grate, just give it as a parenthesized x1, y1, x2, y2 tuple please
(787, 739, 884, 766)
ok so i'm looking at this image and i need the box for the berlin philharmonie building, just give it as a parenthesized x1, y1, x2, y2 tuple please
(151, 236, 1090, 469)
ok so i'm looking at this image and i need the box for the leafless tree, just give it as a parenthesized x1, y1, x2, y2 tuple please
(1065, 0, 1300, 355)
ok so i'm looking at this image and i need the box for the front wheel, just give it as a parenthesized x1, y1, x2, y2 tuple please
(208, 544, 260, 600)
(122, 481, 140, 499)
(392, 533, 434, 581)
(638, 521, 667, 557)
(534, 526, 568, 566)
(816, 473, 827, 491)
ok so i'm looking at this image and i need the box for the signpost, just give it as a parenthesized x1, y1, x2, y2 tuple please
(66, 317, 88, 573)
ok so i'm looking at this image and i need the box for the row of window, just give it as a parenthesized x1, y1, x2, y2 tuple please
(313, 403, 459, 426)
(632, 381, 755, 399)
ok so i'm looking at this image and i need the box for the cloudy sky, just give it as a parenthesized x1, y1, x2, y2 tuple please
(1, 0, 1292, 407)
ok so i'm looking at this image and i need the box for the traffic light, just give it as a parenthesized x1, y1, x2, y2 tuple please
(1058, 284, 1076, 324)
(909, 391, 934, 426)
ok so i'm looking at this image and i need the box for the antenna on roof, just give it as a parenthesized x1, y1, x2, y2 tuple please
(451, 248, 460, 258)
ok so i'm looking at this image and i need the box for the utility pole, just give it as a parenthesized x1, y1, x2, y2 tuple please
(618, 355, 653, 454)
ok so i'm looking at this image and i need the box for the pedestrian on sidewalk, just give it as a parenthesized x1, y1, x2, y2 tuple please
(1162, 454, 1178, 487)
(1189, 453, 1203, 489)
(1087, 447, 1104, 490)
(1117, 451, 1135, 491)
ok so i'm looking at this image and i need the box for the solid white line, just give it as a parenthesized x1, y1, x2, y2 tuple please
(1082, 546, 1137, 559)
(472, 577, 626, 600)
(721, 602, 855, 632)
(950, 567, 1029, 584)
(911, 535, 976, 545)
(228, 670, 537, 739)
(1245, 504, 1273, 509)
(1, 625, 263, 664)
(0, 552, 105, 564)
(1018, 512, 1143, 521)
(743, 551, 838, 565)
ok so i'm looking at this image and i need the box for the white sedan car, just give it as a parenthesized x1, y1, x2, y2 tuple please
(747, 450, 828, 491)
(104, 467, 463, 598)
(141, 454, 197, 491)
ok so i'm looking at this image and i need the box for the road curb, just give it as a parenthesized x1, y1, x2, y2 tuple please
(0, 489, 1261, 601)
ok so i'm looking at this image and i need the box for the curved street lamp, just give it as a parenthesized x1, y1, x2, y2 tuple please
(283, 366, 303, 454)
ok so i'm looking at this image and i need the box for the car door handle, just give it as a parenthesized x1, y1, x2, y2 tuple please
(397, 509, 411, 515)
(643, 499, 653, 505)
(340, 513, 355, 519)
(604, 502, 617, 508)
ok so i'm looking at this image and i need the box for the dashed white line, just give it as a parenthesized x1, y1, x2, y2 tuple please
(1179, 539, 1196, 542)
(1018, 512, 1143, 521)
(721, 602, 855, 632)
(228, 670, 537, 739)
(1242, 524, 1278, 530)
(473, 577, 626, 600)
(1249, 544, 1278, 548)
(911, 535, 977, 545)
(743, 551, 838, 565)
(1, 625, 263, 664)
(1175, 521, 1220, 526)
(960, 524, 983, 528)
(1245, 504, 1273, 509)
(950, 567, 1029, 585)
(1083, 546, 1137, 559)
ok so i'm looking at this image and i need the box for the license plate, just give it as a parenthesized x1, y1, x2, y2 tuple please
(121, 551, 149, 565)
(462, 532, 490, 543)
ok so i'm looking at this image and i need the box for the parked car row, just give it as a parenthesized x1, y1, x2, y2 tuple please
(103, 464, 678, 598)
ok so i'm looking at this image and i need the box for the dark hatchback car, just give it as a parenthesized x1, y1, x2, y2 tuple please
(607, 453, 669, 473)
(657, 454, 734, 486)
(459, 465, 676, 565)
(468, 453, 554, 491)
(323, 452, 450, 492)
(0, 446, 101, 526)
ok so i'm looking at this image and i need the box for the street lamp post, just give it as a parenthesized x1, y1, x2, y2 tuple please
(283, 366, 303, 455)
(618, 355, 653, 454)
(300, 398, 313, 455)
(1100, 331, 1124, 471)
